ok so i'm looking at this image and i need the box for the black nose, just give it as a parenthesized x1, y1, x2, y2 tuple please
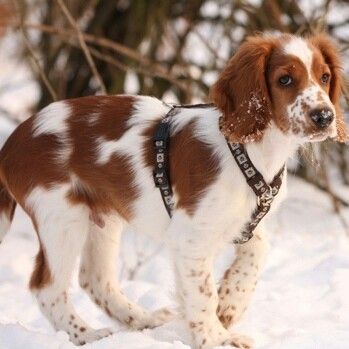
(310, 108, 334, 128)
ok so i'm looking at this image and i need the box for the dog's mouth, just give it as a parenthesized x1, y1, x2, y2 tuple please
(307, 126, 337, 143)
(307, 132, 329, 142)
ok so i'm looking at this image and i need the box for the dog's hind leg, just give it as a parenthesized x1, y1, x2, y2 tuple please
(79, 213, 174, 329)
(27, 186, 113, 346)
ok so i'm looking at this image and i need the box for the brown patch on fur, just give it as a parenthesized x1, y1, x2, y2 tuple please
(66, 96, 138, 220)
(309, 33, 347, 142)
(0, 95, 138, 222)
(0, 117, 69, 206)
(210, 35, 280, 143)
(211, 33, 347, 143)
(67, 153, 137, 220)
(142, 120, 220, 216)
(29, 244, 52, 289)
(266, 51, 310, 134)
(189, 321, 196, 328)
(67, 95, 134, 141)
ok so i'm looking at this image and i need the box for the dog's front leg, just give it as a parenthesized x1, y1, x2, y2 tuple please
(217, 228, 269, 329)
(173, 243, 252, 349)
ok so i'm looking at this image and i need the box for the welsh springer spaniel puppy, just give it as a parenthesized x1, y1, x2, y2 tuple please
(0, 33, 346, 348)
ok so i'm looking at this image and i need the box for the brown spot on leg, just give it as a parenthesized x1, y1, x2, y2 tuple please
(29, 246, 52, 289)
(105, 306, 112, 317)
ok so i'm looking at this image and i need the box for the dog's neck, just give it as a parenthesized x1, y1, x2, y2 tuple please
(244, 122, 300, 183)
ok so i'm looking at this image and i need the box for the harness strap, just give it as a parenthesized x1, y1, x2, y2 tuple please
(153, 104, 214, 216)
(153, 105, 285, 245)
(153, 107, 176, 216)
(227, 142, 285, 243)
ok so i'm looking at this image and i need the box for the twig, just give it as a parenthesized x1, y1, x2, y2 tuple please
(8, 22, 193, 92)
(0, 106, 21, 124)
(320, 151, 349, 235)
(55, 0, 107, 95)
(300, 174, 349, 208)
(127, 243, 163, 281)
(192, 28, 226, 67)
(68, 39, 191, 92)
(7, 22, 196, 93)
(11, 0, 57, 102)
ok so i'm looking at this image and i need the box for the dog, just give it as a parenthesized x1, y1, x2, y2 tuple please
(0, 32, 346, 348)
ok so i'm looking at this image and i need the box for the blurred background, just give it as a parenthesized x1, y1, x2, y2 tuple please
(0, 1, 349, 348)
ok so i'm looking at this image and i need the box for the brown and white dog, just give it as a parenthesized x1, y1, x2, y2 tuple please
(0, 33, 346, 348)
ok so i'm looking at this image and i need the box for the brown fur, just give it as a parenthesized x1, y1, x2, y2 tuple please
(266, 51, 310, 133)
(210, 35, 279, 143)
(0, 117, 69, 206)
(210, 33, 346, 143)
(0, 95, 138, 290)
(142, 120, 221, 216)
(0, 95, 138, 222)
(65, 95, 138, 220)
(29, 244, 52, 289)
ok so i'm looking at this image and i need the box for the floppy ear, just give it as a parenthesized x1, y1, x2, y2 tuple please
(210, 36, 275, 143)
(310, 33, 348, 142)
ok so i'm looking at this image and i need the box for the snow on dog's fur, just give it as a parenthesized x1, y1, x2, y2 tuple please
(0, 33, 346, 348)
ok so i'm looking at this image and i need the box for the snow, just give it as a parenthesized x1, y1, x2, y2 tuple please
(0, 150, 349, 349)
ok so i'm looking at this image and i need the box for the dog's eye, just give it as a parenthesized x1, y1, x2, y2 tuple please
(278, 75, 293, 86)
(321, 73, 330, 84)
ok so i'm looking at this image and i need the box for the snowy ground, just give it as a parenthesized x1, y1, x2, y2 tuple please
(0, 148, 349, 349)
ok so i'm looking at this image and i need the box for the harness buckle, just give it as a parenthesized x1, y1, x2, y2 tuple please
(257, 185, 274, 206)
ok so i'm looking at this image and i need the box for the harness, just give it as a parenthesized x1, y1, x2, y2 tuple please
(153, 104, 285, 244)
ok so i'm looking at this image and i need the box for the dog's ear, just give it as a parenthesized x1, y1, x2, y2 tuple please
(310, 33, 348, 142)
(210, 36, 275, 143)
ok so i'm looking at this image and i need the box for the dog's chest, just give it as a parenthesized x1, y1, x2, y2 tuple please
(188, 168, 288, 244)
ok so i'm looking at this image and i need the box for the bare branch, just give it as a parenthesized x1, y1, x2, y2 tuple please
(11, 0, 58, 102)
(55, 0, 107, 95)
(5, 21, 198, 93)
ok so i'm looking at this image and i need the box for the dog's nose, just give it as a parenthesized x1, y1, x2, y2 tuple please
(309, 108, 334, 128)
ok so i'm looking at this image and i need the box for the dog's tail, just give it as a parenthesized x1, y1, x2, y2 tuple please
(0, 172, 16, 244)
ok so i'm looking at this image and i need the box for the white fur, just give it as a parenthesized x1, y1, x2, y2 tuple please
(79, 213, 174, 330)
(87, 112, 100, 125)
(25, 185, 115, 345)
(283, 36, 313, 76)
(32, 101, 71, 137)
(32, 101, 73, 163)
(0, 212, 11, 243)
(283, 37, 337, 139)
(127, 95, 170, 127)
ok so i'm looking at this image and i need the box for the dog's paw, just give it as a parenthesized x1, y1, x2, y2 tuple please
(217, 304, 238, 328)
(192, 324, 253, 349)
(141, 307, 175, 329)
(149, 307, 176, 327)
(125, 307, 175, 330)
(222, 333, 253, 349)
(73, 327, 114, 346)
(217, 299, 248, 328)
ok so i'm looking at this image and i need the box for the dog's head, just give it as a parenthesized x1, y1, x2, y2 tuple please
(211, 33, 347, 143)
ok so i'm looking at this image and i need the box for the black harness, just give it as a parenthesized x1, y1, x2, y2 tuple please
(153, 104, 285, 244)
